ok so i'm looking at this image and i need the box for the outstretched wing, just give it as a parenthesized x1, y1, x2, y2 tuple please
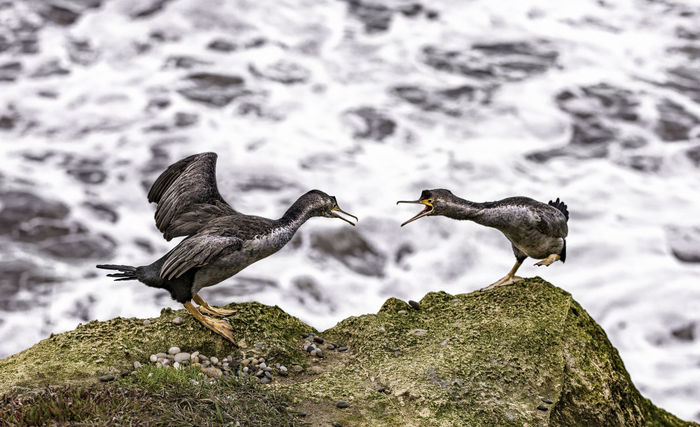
(147, 152, 237, 240)
(160, 234, 243, 280)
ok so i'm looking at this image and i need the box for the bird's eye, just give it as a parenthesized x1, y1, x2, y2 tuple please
(428, 199, 433, 204)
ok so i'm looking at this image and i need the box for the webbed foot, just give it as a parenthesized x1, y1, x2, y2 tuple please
(535, 254, 560, 267)
(193, 293, 236, 316)
(184, 301, 238, 346)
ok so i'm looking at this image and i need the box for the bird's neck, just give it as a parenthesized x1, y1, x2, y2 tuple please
(442, 196, 489, 223)
(278, 198, 316, 233)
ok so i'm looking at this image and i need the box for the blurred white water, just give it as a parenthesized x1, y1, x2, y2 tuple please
(0, 0, 699, 421)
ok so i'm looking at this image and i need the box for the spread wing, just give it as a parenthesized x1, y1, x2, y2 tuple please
(147, 152, 237, 240)
(160, 234, 243, 280)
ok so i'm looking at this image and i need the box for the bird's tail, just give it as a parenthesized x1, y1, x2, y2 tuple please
(548, 197, 569, 220)
(96, 264, 138, 281)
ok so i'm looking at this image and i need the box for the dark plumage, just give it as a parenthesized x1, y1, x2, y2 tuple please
(98, 152, 357, 344)
(397, 189, 568, 289)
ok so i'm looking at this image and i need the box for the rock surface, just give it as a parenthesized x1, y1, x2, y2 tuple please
(0, 279, 694, 426)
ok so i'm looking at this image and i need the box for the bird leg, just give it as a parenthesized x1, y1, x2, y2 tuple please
(192, 293, 236, 316)
(481, 259, 524, 291)
(183, 301, 238, 346)
(535, 254, 560, 267)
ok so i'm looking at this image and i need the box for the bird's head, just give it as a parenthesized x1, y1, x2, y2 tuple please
(396, 189, 455, 226)
(302, 190, 358, 226)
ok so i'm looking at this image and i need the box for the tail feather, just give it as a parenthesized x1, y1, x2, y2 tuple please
(548, 197, 569, 220)
(96, 264, 138, 281)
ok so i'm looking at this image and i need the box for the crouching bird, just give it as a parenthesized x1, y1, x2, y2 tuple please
(97, 152, 357, 344)
(397, 189, 568, 290)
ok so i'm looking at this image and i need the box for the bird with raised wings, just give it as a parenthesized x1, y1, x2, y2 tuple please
(97, 152, 357, 344)
(397, 189, 568, 290)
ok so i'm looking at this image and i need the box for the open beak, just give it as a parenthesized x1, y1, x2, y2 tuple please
(396, 199, 433, 227)
(331, 205, 358, 226)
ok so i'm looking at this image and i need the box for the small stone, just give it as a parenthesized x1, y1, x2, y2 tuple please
(172, 316, 183, 325)
(242, 358, 250, 366)
(315, 349, 324, 358)
(264, 366, 273, 372)
(264, 371, 272, 379)
(133, 361, 142, 369)
(408, 300, 420, 310)
(255, 370, 265, 377)
(259, 362, 267, 369)
(99, 375, 115, 382)
(143, 319, 151, 326)
(199, 355, 209, 361)
(332, 423, 342, 427)
(542, 398, 553, 404)
(168, 347, 180, 355)
(156, 362, 163, 368)
(210, 357, 219, 365)
(156, 353, 168, 359)
(377, 387, 386, 393)
(326, 344, 336, 350)
(243, 366, 249, 373)
(313, 336, 325, 344)
(174, 352, 191, 363)
(95, 358, 104, 364)
(260, 376, 271, 384)
(279, 366, 288, 376)
(308, 366, 323, 375)
(338, 346, 348, 352)
(397, 310, 408, 315)
(149, 354, 157, 363)
(537, 405, 548, 411)
(291, 364, 304, 373)
(202, 361, 210, 367)
(161, 359, 170, 366)
(191, 351, 199, 359)
(336, 401, 349, 409)
(202, 367, 223, 378)
(306, 345, 315, 353)
(193, 356, 200, 363)
(173, 361, 180, 369)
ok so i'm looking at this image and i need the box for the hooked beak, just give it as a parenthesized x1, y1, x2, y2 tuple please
(396, 199, 433, 227)
(331, 204, 358, 226)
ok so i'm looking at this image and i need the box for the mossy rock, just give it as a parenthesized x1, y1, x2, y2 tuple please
(0, 278, 696, 426)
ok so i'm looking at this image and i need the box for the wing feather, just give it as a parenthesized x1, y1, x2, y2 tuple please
(147, 153, 237, 240)
(160, 234, 243, 280)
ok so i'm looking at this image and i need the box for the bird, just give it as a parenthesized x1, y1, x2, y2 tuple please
(97, 152, 357, 344)
(397, 189, 568, 290)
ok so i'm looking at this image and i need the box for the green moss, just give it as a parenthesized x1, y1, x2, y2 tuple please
(1, 279, 696, 426)
(0, 301, 312, 393)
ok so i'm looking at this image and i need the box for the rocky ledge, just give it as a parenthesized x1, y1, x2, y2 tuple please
(0, 278, 695, 426)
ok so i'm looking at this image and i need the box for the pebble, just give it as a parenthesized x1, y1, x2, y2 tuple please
(542, 398, 553, 404)
(143, 319, 151, 326)
(315, 349, 324, 358)
(308, 366, 323, 375)
(191, 351, 199, 359)
(199, 355, 209, 362)
(133, 361, 142, 369)
(313, 336, 324, 344)
(537, 405, 548, 411)
(336, 401, 349, 409)
(156, 353, 168, 359)
(99, 375, 115, 382)
(332, 423, 342, 427)
(174, 352, 191, 363)
(255, 370, 265, 377)
(202, 367, 223, 378)
(279, 366, 288, 376)
(408, 300, 420, 310)
(260, 376, 271, 384)
(397, 310, 408, 315)
(168, 346, 180, 355)
(326, 344, 336, 350)
(338, 346, 348, 352)
(292, 365, 304, 373)
(149, 354, 158, 363)
(173, 361, 180, 369)
(172, 316, 183, 325)
(264, 371, 272, 379)
(259, 362, 267, 369)
(377, 387, 386, 393)
(210, 357, 219, 365)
